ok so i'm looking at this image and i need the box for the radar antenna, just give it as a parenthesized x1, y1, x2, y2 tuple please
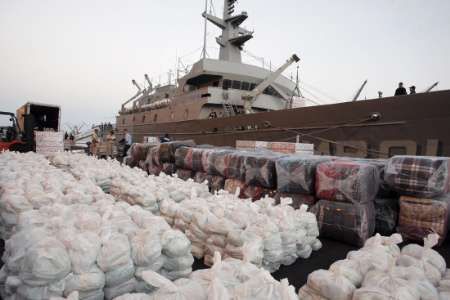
(203, 0, 254, 62)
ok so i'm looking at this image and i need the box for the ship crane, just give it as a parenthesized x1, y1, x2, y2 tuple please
(352, 79, 368, 102)
(424, 81, 439, 93)
(121, 80, 143, 112)
(242, 54, 300, 114)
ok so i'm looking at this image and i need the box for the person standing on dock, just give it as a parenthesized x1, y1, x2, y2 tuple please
(394, 82, 407, 96)
(409, 85, 416, 94)
(123, 128, 132, 156)
(91, 129, 99, 157)
(106, 130, 116, 158)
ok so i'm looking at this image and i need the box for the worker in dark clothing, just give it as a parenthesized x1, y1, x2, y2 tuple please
(160, 133, 171, 143)
(394, 82, 407, 96)
(409, 85, 416, 95)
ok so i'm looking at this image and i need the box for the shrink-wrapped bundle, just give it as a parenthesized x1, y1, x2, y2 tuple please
(312, 200, 375, 246)
(374, 197, 399, 235)
(244, 153, 283, 189)
(385, 155, 450, 198)
(315, 160, 380, 204)
(276, 155, 331, 195)
(398, 195, 449, 244)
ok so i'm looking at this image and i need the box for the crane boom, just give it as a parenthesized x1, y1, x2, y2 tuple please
(352, 79, 368, 102)
(242, 54, 300, 114)
(424, 81, 439, 93)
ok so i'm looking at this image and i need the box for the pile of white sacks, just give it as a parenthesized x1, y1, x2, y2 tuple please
(115, 252, 298, 300)
(160, 190, 321, 272)
(299, 233, 450, 299)
(0, 200, 193, 300)
(0, 151, 109, 239)
(50, 152, 321, 273)
(50, 153, 210, 214)
(0, 152, 194, 300)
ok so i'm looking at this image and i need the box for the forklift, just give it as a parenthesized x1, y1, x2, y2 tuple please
(0, 102, 60, 152)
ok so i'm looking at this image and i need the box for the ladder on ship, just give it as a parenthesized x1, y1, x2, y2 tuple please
(222, 102, 237, 117)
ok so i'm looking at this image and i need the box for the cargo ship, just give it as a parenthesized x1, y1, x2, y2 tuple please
(116, 0, 450, 158)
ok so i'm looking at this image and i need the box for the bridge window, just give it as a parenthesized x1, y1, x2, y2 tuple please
(241, 82, 250, 91)
(223, 79, 231, 90)
(250, 83, 257, 90)
(232, 80, 241, 89)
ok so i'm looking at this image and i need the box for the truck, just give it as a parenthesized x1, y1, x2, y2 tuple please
(0, 102, 61, 152)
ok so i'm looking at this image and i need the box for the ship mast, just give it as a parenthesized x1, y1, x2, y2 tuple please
(201, 0, 208, 59)
(202, 0, 253, 63)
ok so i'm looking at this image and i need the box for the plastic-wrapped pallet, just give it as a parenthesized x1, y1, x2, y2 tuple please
(206, 149, 236, 177)
(398, 195, 449, 244)
(312, 200, 375, 246)
(244, 153, 283, 189)
(176, 169, 195, 181)
(384, 155, 450, 198)
(276, 155, 332, 195)
(315, 160, 380, 204)
(161, 163, 177, 175)
(126, 143, 155, 168)
(175, 146, 214, 172)
(155, 140, 196, 164)
(374, 197, 399, 235)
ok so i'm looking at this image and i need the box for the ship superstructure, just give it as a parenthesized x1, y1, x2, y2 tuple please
(116, 1, 450, 158)
(119, 0, 298, 122)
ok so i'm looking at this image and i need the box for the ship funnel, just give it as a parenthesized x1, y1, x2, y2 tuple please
(144, 74, 153, 91)
(132, 79, 142, 92)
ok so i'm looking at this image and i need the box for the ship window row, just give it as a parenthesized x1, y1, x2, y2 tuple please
(221, 79, 279, 96)
(222, 79, 257, 91)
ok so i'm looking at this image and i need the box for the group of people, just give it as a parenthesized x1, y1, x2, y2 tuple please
(89, 128, 171, 159)
(90, 128, 121, 158)
(394, 82, 416, 96)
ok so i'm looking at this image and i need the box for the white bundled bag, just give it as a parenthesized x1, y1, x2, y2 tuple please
(398, 233, 446, 285)
(233, 271, 297, 300)
(304, 269, 355, 300)
(141, 270, 207, 300)
(161, 229, 191, 257)
(329, 259, 364, 288)
(105, 259, 135, 287)
(60, 231, 101, 274)
(130, 229, 162, 267)
(19, 237, 71, 286)
(64, 267, 105, 295)
(97, 233, 132, 273)
(104, 278, 137, 300)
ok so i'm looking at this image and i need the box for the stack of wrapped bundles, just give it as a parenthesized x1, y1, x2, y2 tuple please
(299, 233, 450, 300)
(125, 143, 155, 169)
(354, 158, 400, 235)
(313, 160, 379, 246)
(275, 156, 332, 208)
(160, 193, 321, 273)
(175, 146, 216, 186)
(144, 140, 196, 176)
(243, 151, 283, 189)
(385, 155, 450, 244)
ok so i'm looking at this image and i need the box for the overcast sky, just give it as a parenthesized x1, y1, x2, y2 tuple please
(1, 0, 449, 129)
